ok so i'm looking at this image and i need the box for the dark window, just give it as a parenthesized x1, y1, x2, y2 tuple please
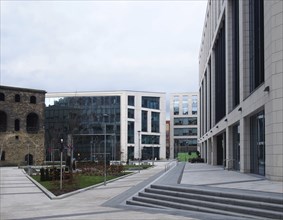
(151, 112, 160, 133)
(0, 93, 4, 101)
(15, 119, 20, 131)
(232, 0, 240, 107)
(142, 110, 148, 132)
(128, 109, 135, 119)
(127, 121, 135, 143)
(0, 111, 7, 132)
(174, 128, 197, 136)
(249, 0, 264, 92)
(141, 135, 160, 144)
(214, 21, 226, 124)
(15, 94, 20, 102)
(142, 97, 160, 110)
(30, 96, 37, 104)
(174, 117, 197, 126)
(26, 113, 39, 133)
(128, 96, 135, 106)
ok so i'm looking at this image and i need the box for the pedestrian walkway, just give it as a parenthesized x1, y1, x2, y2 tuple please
(0, 162, 193, 220)
(1, 162, 282, 220)
(181, 163, 283, 194)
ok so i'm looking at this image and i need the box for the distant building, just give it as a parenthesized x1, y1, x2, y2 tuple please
(169, 93, 198, 159)
(198, 0, 283, 181)
(0, 85, 46, 166)
(45, 91, 166, 163)
(166, 120, 170, 159)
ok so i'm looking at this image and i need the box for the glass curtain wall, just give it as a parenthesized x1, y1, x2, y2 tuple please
(45, 96, 121, 162)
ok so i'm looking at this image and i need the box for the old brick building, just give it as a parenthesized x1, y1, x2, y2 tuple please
(0, 85, 46, 166)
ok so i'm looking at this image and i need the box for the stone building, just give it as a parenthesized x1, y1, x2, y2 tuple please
(0, 85, 46, 166)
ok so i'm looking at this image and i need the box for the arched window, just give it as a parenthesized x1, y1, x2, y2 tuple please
(15, 119, 20, 131)
(30, 96, 37, 104)
(0, 93, 5, 101)
(0, 111, 7, 132)
(15, 94, 21, 102)
(26, 113, 39, 133)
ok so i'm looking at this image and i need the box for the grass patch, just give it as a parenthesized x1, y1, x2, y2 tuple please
(32, 173, 128, 196)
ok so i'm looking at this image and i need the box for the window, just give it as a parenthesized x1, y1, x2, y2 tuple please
(128, 109, 135, 119)
(182, 96, 189, 115)
(142, 110, 148, 132)
(142, 97, 160, 110)
(192, 95, 198, 115)
(15, 94, 20, 102)
(173, 96, 179, 115)
(0, 93, 5, 101)
(151, 112, 160, 133)
(232, 0, 240, 107)
(174, 117, 197, 126)
(174, 128, 197, 136)
(0, 111, 7, 132)
(141, 135, 160, 144)
(214, 21, 226, 123)
(249, 0, 264, 92)
(127, 121, 135, 143)
(1, 151, 5, 161)
(128, 96, 135, 106)
(15, 119, 20, 131)
(26, 113, 39, 133)
(30, 96, 37, 104)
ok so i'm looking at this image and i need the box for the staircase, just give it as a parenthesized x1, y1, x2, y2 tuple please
(126, 184, 283, 219)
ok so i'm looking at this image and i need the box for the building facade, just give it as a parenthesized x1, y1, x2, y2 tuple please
(0, 85, 46, 166)
(45, 91, 166, 163)
(169, 93, 198, 159)
(198, 0, 283, 181)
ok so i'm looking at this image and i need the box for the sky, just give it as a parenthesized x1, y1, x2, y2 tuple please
(0, 0, 207, 94)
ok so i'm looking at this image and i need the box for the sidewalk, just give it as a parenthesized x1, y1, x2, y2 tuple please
(0, 162, 193, 220)
(1, 162, 282, 220)
(181, 163, 283, 194)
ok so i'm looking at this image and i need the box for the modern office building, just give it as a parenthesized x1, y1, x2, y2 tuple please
(0, 85, 46, 166)
(169, 93, 198, 159)
(198, 0, 283, 181)
(45, 91, 166, 163)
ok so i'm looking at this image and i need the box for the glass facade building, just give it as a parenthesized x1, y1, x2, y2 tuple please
(45, 91, 166, 163)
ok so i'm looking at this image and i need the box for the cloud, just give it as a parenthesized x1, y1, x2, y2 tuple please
(0, 0, 207, 94)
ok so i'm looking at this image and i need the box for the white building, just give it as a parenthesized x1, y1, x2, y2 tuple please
(198, 0, 283, 181)
(169, 93, 198, 159)
(45, 91, 166, 163)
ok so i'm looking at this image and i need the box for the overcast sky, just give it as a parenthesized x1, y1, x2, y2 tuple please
(1, 0, 207, 94)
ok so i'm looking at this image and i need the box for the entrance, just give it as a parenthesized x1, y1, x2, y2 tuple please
(251, 111, 265, 176)
(142, 147, 160, 160)
(25, 154, 33, 165)
(127, 146, 134, 161)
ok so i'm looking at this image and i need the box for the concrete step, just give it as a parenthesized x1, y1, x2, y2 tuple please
(136, 191, 283, 219)
(151, 184, 283, 205)
(127, 184, 283, 219)
(144, 188, 283, 212)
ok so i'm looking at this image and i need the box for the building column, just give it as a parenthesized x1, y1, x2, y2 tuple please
(226, 126, 233, 170)
(240, 117, 250, 173)
(211, 135, 217, 165)
(207, 138, 212, 164)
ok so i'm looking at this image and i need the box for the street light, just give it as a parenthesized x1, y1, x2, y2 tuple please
(60, 138, 63, 190)
(138, 130, 141, 173)
(103, 114, 108, 186)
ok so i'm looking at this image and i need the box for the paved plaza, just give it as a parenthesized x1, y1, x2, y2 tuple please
(1, 162, 282, 220)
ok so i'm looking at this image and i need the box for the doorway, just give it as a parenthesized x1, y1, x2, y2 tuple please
(250, 111, 265, 176)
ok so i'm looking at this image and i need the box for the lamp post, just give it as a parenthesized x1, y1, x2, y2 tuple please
(103, 114, 108, 186)
(60, 139, 63, 190)
(138, 130, 141, 173)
